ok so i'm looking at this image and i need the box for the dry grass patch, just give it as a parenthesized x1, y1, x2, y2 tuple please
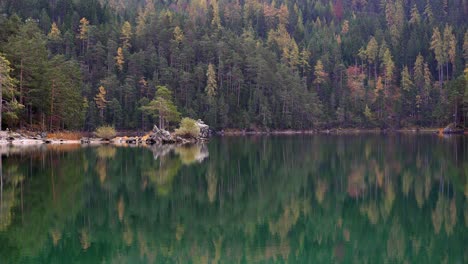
(47, 131, 83, 140)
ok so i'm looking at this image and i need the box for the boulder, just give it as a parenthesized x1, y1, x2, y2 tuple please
(146, 125, 174, 144)
(196, 119, 211, 138)
(443, 123, 464, 134)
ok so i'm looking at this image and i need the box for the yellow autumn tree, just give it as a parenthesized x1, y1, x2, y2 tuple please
(78, 17, 90, 53)
(313, 60, 328, 90)
(94, 85, 108, 119)
(48, 22, 61, 40)
(115, 47, 124, 71)
(120, 21, 132, 50)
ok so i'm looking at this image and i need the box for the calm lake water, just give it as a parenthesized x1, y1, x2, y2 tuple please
(0, 135, 466, 263)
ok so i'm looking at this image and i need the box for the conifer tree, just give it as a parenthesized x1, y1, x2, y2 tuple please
(115, 47, 124, 72)
(120, 21, 132, 50)
(142, 86, 180, 130)
(0, 53, 22, 129)
(313, 60, 327, 91)
(430, 27, 444, 87)
(94, 86, 108, 120)
(78, 17, 90, 54)
(205, 63, 217, 99)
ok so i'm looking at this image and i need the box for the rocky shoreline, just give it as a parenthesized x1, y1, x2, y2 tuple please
(0, 120, 212, 146)
(0, 125, 464, 147)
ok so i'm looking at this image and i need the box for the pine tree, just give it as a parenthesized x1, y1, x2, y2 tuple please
(94, 86, 108, 120)
(401, 66, 414, 92)
(78, 17, 90, 54)
(120, 21, 132, 50)
(423, 0, 434, 23)
(423, 63, 432, 105)
(430, 27, 444, 87)
(364, 104, 373, 122)
(47, 22, 62, 54)
(463, 31, 468, 63)
(141, 86, 180, 129)
(47, 56, 83, 129)
(445, 26, 457, 79)
(414, 54, 427, 106)
(0, 53, 22, 129)
(5, 21, 48, 125)
(48, 22, 61, 40)
(366, 37, 379, 81)
(409, 4, 421, 25)
(443, 25, 452, 80)
(382, 48, 394, 89)
(173, 26, 184, 44)
(205, 63, 217, 99)
(115, 47, 124, 72)
(313, 60, 327, 90)
(211, 0, 221, 29)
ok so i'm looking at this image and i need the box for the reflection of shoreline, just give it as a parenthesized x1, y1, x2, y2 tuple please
(0, 143, 83, 156)
(0, 143, 210, 165)
(148, 143, 209, 164)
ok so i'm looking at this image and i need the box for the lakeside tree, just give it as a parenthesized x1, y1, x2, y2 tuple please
(94, 86, 107, 121)
(0, 53, 22, 129)
(141, 86, 180, 130)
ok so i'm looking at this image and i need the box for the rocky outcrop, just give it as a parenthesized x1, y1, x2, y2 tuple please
(146, 121, 211, 145)
(442, 123, 464, 134)
(196, 119, 211, 138)
(146, 125, 175, 144)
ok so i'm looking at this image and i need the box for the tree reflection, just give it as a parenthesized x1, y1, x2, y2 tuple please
(0, 135, 466, 263)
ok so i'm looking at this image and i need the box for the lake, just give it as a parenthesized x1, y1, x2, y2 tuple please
(0, 135, 466, 263)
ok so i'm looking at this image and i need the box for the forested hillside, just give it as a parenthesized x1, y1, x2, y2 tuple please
(0, 0, 467, 131)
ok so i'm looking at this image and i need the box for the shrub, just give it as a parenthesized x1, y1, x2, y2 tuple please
(94, 126, 116, 140)
(175, 118, 200, 138)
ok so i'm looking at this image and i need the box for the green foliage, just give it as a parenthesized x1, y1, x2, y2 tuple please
(94, 125, 116, 139)
(141, 86, 180, 129)
(0, 52, 23, 128)
(175, 117, 200, 139)
(0, 0, 466, 129)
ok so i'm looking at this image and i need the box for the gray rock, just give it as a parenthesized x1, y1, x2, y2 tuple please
(196, 119, 211, 138)
(146, 126, 173, 145)
(442, 123, 464, 134)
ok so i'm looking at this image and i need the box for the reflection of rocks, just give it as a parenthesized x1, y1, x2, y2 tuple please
(96, 146, 117, 159)
(148, 144, 175, 160)
(148, 143, 209, 164)
(174, 144, 209, 165)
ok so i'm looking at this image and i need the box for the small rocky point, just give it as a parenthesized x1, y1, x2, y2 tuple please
(145, 119, 211, 145)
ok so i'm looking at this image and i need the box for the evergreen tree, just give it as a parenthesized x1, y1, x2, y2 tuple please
(205, 63, 217, 99)
(141, 86, 180, 130)
(0, 53, 22, 129)
(94, 85, 108, 121)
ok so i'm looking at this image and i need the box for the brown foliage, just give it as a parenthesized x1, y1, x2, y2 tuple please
(47, 131, 83, 140)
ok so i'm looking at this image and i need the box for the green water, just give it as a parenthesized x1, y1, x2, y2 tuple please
(0, 135, 467, 263)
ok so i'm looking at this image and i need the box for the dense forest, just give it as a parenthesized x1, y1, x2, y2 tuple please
(0, 0, 467, 131)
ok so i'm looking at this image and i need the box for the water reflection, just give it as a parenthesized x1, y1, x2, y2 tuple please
(0, 135, 466, 263)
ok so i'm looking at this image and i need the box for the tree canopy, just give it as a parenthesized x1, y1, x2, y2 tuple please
(0, 0, 466, 130)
